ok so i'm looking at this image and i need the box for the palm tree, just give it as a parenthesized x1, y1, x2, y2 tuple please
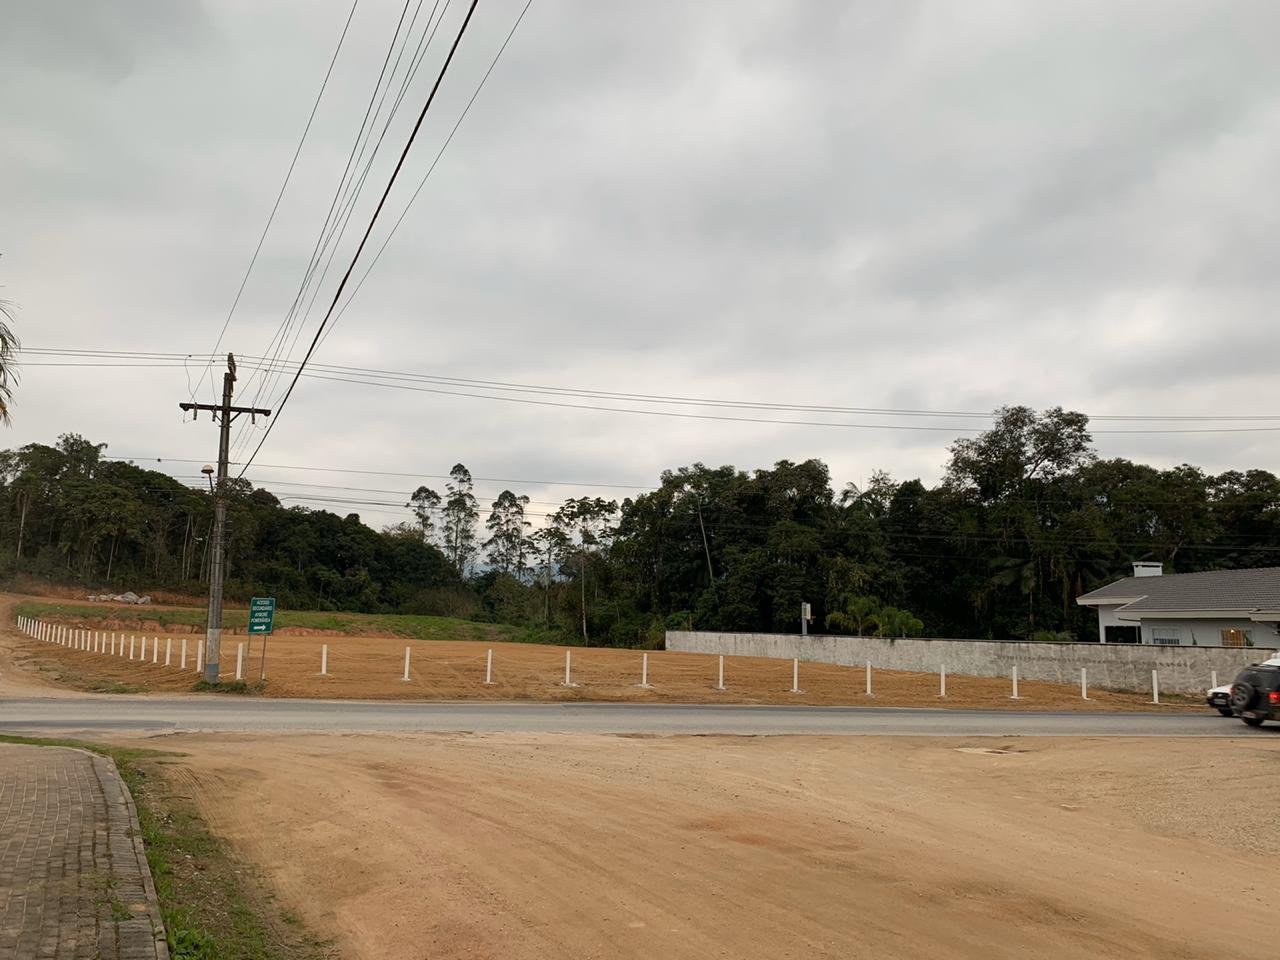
(826, 595, 880, 636)
(0, 274, 19, 425)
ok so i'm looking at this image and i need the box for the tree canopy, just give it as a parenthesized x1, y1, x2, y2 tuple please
(4, 409, 1280, 645)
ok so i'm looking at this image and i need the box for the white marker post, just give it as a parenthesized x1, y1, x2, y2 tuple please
(485, 648, 494, 685)
(1151, 669, 1160, 705)
(402, 646, 411, 682)
(129, 636, 136, 660)
(319, 644, 328, 676)
(152, 638, 158, 664)
(1080, 667, 1089, 701)
(939, 665, 947, 698)
(716, 655, 725, 691)
(1010, 665, 1021, 700)
(140, 636, 147, 662)
(639, 652, 650, 689)
(1211, 670, 1218, 689)
(236, 642, 245, 682)
(865, 660, 873, 697)
(563, 649, 574, 687)
(791, 658, 800, 694)
(196, 640, 203, 675)
(181, 638, 188, 671)
(165, 638, 172, 667)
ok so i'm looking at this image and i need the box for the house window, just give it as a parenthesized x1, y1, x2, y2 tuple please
(1220, 628, 1253, 648)
(1150, 627, 1181, 646)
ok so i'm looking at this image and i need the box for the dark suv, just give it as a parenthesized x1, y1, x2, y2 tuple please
(1230, 662, 1280, 727)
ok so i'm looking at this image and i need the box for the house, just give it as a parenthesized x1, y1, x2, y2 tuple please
(1076, 563, 1280, 647)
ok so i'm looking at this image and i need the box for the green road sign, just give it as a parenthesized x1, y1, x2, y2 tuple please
(248, 597, 276, 635)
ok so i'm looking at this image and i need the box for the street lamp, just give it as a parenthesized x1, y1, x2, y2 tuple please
(201, 464, 214, 492)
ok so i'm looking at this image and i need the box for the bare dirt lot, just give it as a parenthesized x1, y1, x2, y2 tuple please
(8, 625, 1196, 711)
(158, 732, 1280, 960)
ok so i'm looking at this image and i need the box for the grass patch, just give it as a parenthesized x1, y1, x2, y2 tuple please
(87, 680, 149, 695)
(0, 734, 333, 960)
(191, 679, 262, 695)
(14, 601, 523, 644)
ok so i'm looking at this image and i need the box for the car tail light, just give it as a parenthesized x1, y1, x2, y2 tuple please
(1269, 691, 1280, 705)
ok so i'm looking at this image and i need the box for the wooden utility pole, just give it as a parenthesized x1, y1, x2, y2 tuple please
(179, 354, 271, 684)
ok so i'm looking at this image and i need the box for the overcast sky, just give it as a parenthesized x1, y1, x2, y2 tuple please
(4, 0, 1280, 527)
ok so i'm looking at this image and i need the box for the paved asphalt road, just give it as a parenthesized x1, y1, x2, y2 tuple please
(0, 695, 1274, 737)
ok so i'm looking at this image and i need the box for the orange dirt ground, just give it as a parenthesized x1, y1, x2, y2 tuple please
(7, 614, 1194, 711)
(159, 732, 1280, 960)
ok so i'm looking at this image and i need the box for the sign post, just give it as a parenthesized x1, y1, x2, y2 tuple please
(248, 597, 276, 682)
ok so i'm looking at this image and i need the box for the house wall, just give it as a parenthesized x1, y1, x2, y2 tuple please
(1137, 618, 1280, 648)
(665, 630, 1278, 695)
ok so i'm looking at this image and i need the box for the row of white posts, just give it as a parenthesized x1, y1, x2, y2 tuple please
(15, 616, 1181, 700)
(14, 615, 247, 680)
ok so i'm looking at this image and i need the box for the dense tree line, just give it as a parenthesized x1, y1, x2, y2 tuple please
(4, 408, 1280, 645)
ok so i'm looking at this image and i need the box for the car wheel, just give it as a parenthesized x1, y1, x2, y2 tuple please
(1231, 682, 1257, 710)
(1218, 707, 1234, 716)
(1242, 716, 1265, 727)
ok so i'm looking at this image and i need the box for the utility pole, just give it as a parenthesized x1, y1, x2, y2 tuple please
(180, 354, 271, 684)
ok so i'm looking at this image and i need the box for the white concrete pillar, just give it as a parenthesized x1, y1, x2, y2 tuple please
(319, 644, 328, 676)
(716, 654, 725, 691)
(152, 638, 158, 664)
(196, 639, 204, 674)
(791, 658, 800, 694)
(1080, 667, 1089, 701)
(1010, 665, 1021, 700)
(236, 642, 245, 681)
(865, 660, 873, 697)
(1151, 669, 1160, 705)
(402, 646, 411, 682)
(129, 636, 136, 660)
(485, 648, 493, 685)
(563, 649, 573, 687)
(639, 652, 650, 688)
(181, 638, 188, 670)
(939, 665, 947, 698)
(1211, 670, 1218, 689)
(165, 638, 172, 667)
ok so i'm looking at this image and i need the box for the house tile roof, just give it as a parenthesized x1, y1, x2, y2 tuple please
(1077, 566, 1280, 613)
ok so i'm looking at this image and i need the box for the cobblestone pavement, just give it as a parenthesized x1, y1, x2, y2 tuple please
(0, 744, 167, 959)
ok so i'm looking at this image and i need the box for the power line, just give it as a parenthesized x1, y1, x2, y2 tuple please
(29, 347, 1280, 429)
(238, 0, 484, 478)
(190, 0, 360, 405)
(233, 0, 421, 450)
(319, 0, 535, 349)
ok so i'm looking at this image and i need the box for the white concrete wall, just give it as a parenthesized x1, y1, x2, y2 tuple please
(666, 630, 1278, 695)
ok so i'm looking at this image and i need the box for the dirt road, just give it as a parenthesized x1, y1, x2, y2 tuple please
(161, 733, 1279, 960)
